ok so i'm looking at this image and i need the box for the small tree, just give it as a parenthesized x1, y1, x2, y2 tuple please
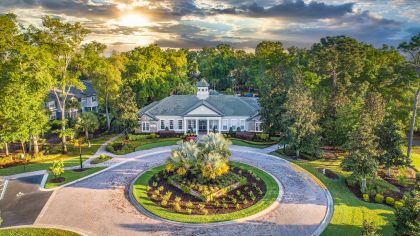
(114, 85, 138, 136)
(50, 160, 64, 179)
(394, 190, 420, 236)
(361, 220, 380, 236)
(375, 117, 407, 176)
(75, 112, 99, 145)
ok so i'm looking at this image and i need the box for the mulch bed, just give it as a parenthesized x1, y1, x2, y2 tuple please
(73, 168, 89, 172)
(146, 167, 267, 215)
(50, 177, 65, 183)
(317, 168, 339, 179)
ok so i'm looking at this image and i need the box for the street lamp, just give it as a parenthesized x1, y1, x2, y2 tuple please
(20, 154, 26, 171)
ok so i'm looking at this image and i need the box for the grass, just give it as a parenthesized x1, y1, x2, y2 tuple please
(134, 139, 179, 151)
(44, 167, 106, 189)
(132, 161, 279, 223)
(108, 137, 180, 154)
(270, 151, 396, 236)
(90, 154, 112, 164)
(404, 146, 420, 171)
(0, 134, 115, 176)
(229, 138, 274, 149)
(0, 228, 81, 236)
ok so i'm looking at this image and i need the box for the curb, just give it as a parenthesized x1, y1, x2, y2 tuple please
(0, 224, 91, 236)
(128, 161, 284, 227)
(0, 179, 8, 201)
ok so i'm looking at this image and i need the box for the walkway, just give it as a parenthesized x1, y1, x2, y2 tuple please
(32, 143, 330, 236)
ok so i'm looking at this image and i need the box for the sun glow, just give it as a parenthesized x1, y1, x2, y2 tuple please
(119, 14, 149, 27)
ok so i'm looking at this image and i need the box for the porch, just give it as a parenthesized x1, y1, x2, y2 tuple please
(184, 117, 221, 135)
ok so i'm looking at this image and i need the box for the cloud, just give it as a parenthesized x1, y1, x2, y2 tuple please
(208, 0, 354, 19)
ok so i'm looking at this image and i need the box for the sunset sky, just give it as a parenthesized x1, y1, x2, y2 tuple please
(1, 0, 419, 52)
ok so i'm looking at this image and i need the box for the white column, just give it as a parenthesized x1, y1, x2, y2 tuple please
(218, 118, 222, 133)
(207, 118, 209, 134)
(184, 119, 187, 134)
(195, 118, 198, 135)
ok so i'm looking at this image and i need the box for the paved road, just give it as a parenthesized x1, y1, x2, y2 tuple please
(35, 147, 329, 236)
(0, 175, 52, 227)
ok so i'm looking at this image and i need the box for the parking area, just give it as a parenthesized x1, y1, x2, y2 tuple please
(0, 174, 52, 227)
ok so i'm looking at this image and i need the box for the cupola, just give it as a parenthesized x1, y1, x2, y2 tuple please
(196, 78, 209, 100)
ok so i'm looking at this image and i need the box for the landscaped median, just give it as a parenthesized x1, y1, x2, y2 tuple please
(0, 227, 81, 236)
(131, 161, 279, 223)
(229, 138, 277, 149)
(106, 134, 179, 155)
(44, 167, 106, 189)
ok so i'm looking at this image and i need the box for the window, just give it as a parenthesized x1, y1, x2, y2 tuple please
(92, 96, 97, 102)
(240, 119, 245, 130)
(160, 120, 165, 129)
(255, 122, 262, 132)
(169, 120, 174, 130)
(142, 121, 150, 132)
(178, 120, 183, 130)
(231, 119, 237, 130)
(209, 120, 218, 131)
(187, 120, 196, 130)
(222, 119, 228, 130)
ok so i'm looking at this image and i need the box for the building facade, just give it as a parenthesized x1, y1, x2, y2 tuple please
(45, 80, 99, 120)
(137, 79, 262, 134)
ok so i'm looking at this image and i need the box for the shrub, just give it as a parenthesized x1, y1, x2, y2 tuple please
(201, 208, 209, 215)
(149, 133, 159, 139)
(374, 194, 384, 203)
(105, 144, 115, 153)
(394, 201, 404, 209)
(361, 220, 379, 236)
(385, 197, 395, 206)
(235, 131, 255, 141)
(151, 194, 158, 200)
(146, 186, 152, 191)
(186, 201, 193, 208)
(255, 133, 270, 141)
(50, 160, 64, 178)
(186, 208, 192, 214)
(214, 201, 221, 207)
(198, 203, 205, 209)
(173, 202, 181, 212)
(158, 186, 164, 192)
(235, 203, 240, 209)
(394, 191, 419, 236)
(161, 200, 168, 206)
(243, 199, 248, 205)
(158, 130, 177, 138)
(222, 203, 228, 209)
(152, 182, 158, 187)
(174, 196, 182, 203)
(362, 194, 370, 202)
(231, 198, 237, 204)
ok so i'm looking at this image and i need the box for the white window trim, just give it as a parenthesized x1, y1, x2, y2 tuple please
(160, 120, 165, 130)
(240, 119, 245, 130)
(231, 119, 237, 129)
(255, 122, 262, 132)
(142, 121, 150, 132)
(169, 120, 174, 130)
(178, 120, 183, 130)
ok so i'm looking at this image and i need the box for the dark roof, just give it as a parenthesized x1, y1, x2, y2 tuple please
(46, 80, 96, 101)
(137, 94, 259, 118)
(197, 78, 209, 87)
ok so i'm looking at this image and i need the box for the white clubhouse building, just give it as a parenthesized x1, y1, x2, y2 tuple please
(137, 79, 262, 134)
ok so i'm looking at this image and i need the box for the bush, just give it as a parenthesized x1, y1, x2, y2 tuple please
(50, 160, 64, 178)
(374, 194, 384, 203)
(362, 194, 370, 202)
(186, 208, 192, 214)
(394, 201, 404, 209)
(362, 220, 380, 236)
(235, 131, 255, 141)
(385, 197, 395, 206)
(394, 191, 419, 236)
(255, 133, 270, 141)
(149, 133, 159, 139)
(158, 130, 177, 138)
(185, 201, 193, 208)
(161, 200, 168, 206)
(106, 144, 115, 153)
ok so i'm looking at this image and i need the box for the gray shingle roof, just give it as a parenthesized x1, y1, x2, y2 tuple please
(46, 80, 96, 102)
(137, 94, 260, 117)
(197, 78, 209, 87)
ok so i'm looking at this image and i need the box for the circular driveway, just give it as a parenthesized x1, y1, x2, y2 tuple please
(34, 147, 332, 236)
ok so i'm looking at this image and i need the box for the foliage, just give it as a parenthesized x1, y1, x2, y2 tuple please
(50, 160, 64, 178)
(394, 190, 420, 236)
(374, 194, 384, 203)
(114, 85, 138, 134)
(362, 220, 380, 236)
(75, 112, 99, 139)
(385, 197, 395, 206)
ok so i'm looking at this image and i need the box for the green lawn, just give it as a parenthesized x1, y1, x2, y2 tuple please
(405, 146, 420, 171)
(0, 134, 115, 176)
(109, 137, 180, 154)
(270, 151, 396, 236)
(90, 154, 112, 164)
(44, 167, 106, 189)
(134, 139, 179, 151)
(132, 161, 279, 223)
(229, 138, 275, 149)
(0, 228, 81, 236)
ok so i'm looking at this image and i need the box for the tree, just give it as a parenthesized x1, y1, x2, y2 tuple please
(82, 43, 123, 131)
(283, 74, 319, 158)
(399, 33, 420, 162)
(75, 112, 99, 141)
(28, 16, 89, 153)
(361, 220, 380, 236)
(394, 190, 420, 236)
(375, 117, 407, 176)
(114, 85, 138, 135)
(50, 160, 64, 179)
(341, 93, 384, 192)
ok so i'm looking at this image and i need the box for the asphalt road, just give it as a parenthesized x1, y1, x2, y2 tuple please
(0, 174, 52, 227)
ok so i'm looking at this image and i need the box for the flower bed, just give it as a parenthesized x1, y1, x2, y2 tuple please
(132, 161, 279, 223)
(167, 171, 247, 201)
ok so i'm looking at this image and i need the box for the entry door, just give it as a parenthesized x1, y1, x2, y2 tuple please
(199, 120, 207, 132)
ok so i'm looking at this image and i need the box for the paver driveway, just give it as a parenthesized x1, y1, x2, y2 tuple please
(34, 145, 331, 236)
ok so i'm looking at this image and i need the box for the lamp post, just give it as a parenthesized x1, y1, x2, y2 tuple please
(20, 154, 26, 171)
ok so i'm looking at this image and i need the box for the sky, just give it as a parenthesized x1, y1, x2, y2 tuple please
(1, 0, 419, 52)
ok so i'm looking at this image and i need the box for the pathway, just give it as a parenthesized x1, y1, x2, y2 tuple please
(33, 144, 331, 236)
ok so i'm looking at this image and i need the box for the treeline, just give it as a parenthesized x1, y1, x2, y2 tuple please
(0, 13, 419, 161)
